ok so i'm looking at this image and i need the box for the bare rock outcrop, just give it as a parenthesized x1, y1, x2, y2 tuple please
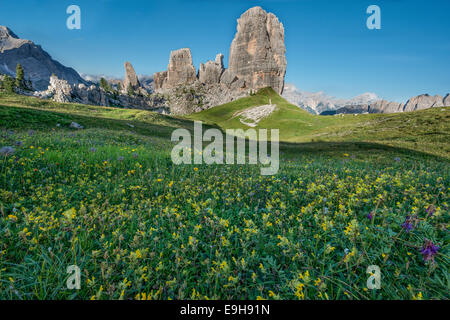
(165, 48, 197, 88)
(198, 54, 224, 84)
(153, 71, 168, 90)
(123, 61, 140, 91)
(166, 82, 248, 115)
(43, 75, 73, 102)
(228, 6, 287, 94)
(34, 75, 168, 113)
(403, 94, 444, 112)
(369, 100, 403, 113)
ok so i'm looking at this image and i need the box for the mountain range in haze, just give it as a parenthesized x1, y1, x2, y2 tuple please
(283, 84, 449, 115)
(282, 84, 380, 114)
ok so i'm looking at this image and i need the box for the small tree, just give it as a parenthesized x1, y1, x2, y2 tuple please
(15, 63, 24, 88)
(127, 84, 134, 96)
(99, 77, 110, 92)
(2, 75, 15, 93)
(117, 82, 122, 92)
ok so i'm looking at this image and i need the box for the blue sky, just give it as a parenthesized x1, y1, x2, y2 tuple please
(1, 0, 449, 102)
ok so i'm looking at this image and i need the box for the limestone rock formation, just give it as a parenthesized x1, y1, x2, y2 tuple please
(45, 75, 73, 102)
(165, 82, 248, 115)
(369, 100, 403, 113)
(228, 6, 287, 94)
(198, 54, 224, 84)
(153, 71, 168, 91)
(152, 6, 287, 112)
(0, 25, 86, 90)
(165, 48, 197, 88)
(403, 94, 444, 112)
(123, 61, 140, 91)
(34, 75, 168, 113)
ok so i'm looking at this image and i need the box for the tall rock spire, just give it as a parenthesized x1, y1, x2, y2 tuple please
(228, 6, 287, 94)
(123, 61, 140, 91)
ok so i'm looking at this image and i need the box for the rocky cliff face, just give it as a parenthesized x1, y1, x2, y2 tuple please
(153, 49, 197, 90)
(0, 26, 86, 90)
(166, 48, 197, 88)
(198, 54, 224, 84)
(153, 71, 167, 91)
(403, 94, 444, 112)
(228, 6, 287, 94)
(369, 100, 403, 113)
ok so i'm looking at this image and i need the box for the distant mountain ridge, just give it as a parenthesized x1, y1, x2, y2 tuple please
(282, 84, 379, 114)
(0, 25, 86, 90)
(283, 83, 449, 115)
(323, 93, 450, 115)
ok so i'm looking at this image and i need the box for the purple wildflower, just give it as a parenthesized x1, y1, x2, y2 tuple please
(401, 216, 414, 232)
(420, 239, 439, 262)
(425, 205, 436, 218)
(367, 212, 373, 221)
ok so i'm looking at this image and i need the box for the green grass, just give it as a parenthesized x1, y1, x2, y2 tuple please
(0, 91, 448, 300)
(187, 87, 450, 158)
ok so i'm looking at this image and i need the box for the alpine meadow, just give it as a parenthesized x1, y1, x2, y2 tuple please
(0, 2, 449, 304)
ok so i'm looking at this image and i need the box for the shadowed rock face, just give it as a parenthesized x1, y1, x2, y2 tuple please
(123, 61, 140, 90)
(153, 71, 168, 90)
(0, 25, 85, 90)
(228, 6, 287, 94)
(153, 71, 167, 90)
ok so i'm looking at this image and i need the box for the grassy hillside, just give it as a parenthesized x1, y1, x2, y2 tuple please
(0, 92, 448, 300)
(0, 93, 195, 139)
(187, 88, 450, 158)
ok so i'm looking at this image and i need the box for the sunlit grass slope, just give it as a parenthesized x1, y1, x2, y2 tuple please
(186, 88, 450, 158)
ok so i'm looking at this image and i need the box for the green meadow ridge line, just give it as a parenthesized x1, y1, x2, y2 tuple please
(0, 89, 449, 159)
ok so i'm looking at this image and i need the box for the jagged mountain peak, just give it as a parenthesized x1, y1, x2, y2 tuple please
(0, 25, 19, 39)
(0, 25, 32, 52)
(0, 25, 85, 90)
